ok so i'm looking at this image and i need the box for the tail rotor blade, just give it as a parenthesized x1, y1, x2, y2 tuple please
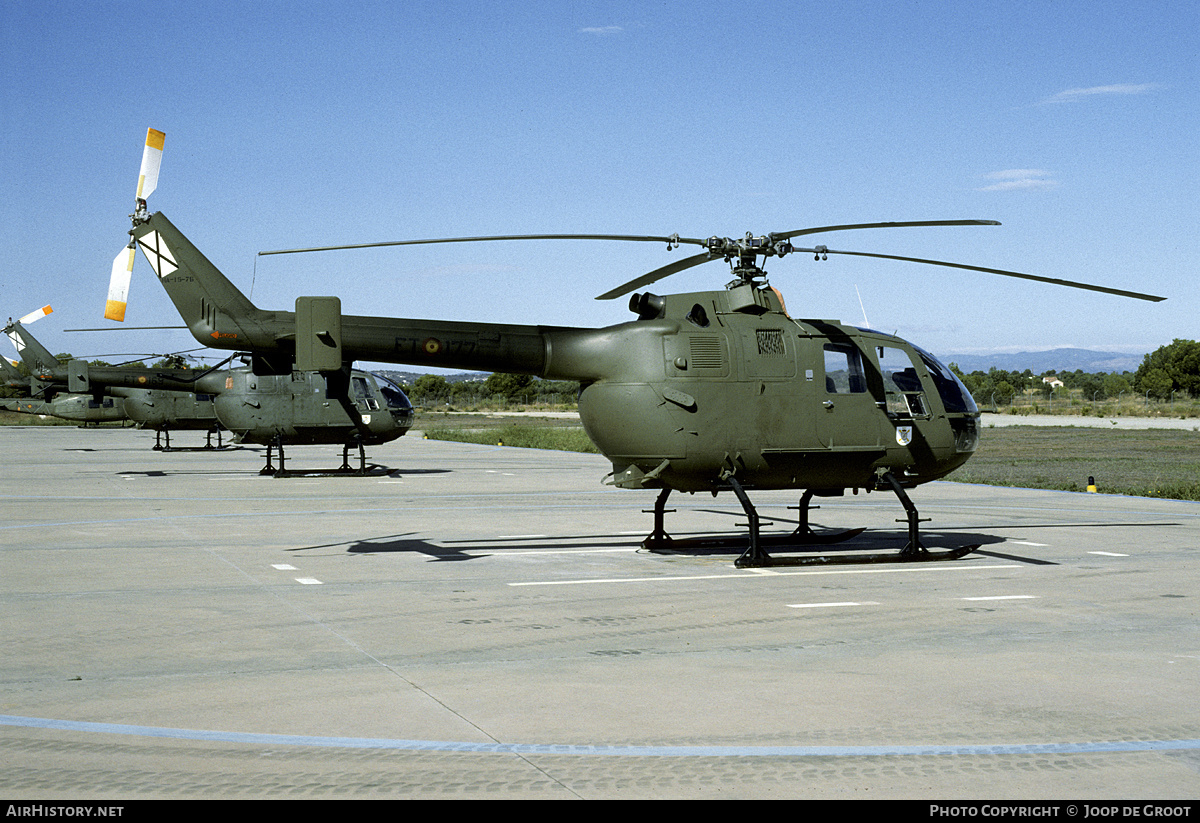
(106, 247, 135, 322)
(109, 128, 164, 322)
(137, 128, 165, 201)
(18, 305, 53, 325)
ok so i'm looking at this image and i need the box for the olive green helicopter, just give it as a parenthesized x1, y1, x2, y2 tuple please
(105, 129, 1165, 566)
(8, 303, 413, 471)
(4, 306, 131, 426)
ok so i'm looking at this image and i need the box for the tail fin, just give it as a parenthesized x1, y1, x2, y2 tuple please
(4, 319, 60, 377)
(130, 212, 279, 353)
(1, 353, 25, 386)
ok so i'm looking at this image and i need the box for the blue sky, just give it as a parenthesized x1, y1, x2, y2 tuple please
(2, 0, 1196, 372)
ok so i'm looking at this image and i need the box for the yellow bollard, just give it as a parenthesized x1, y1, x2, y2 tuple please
(1087, 475, 1097, 493)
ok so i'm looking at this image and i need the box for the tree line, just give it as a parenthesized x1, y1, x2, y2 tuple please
(400, 373, 579, 406)
(952, 339, 1199, 404)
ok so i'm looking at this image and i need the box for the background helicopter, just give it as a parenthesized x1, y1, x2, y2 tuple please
(1, 366, 128, 425)
(4, 306, 130, 426)
(5, 305, 222, 445)
(9, 303, 415, 472)
(69, 356, 417, 474)
(105, 129, 1165, 565)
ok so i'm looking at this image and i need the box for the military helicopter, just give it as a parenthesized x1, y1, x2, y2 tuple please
(3, 306, 131, 425)
(105, 129, 1165, 565)
(5, 305, 226, 444)
(9, 305, 415, 471)
(4, 346, 124, 426)
(69, 356, 416, 473)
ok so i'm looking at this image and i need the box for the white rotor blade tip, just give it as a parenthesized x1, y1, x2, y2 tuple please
(105, 247, 135, 322)
(136, 128, 166, 200)
(18, 305, 53, 325)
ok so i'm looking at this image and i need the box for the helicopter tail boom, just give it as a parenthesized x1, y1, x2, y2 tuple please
(132, 214, 618, 381)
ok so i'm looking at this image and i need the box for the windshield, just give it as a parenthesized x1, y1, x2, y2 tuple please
(372, 373, 413, 411)
(914, 347, 978, 414)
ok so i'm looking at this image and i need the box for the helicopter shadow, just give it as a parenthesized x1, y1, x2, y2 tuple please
(291, 533, 491, 561)
(287, 526, 1053, 566)
(114, 467, 254, 477)
(690, 507, 1050, 563)
(292, 531, 647, 562)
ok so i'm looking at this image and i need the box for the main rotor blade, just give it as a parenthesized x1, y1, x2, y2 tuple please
(595, 252, 712, 300)
(802, 247, 1167, 302)
(592, 221, 1009, 300)
(778, 219, 1000, 240)
(260, 222, 1000, 257)
(258, 233, 707, 256)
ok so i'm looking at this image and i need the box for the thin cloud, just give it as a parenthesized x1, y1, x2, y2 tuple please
(579, 26, 623, 36)
(978, 169, 1058, 192)
(1040, 83, 1159, 104)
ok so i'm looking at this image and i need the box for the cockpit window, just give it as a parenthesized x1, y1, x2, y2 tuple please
(914, 346, 978, 414)
(373, 374, 413, 411)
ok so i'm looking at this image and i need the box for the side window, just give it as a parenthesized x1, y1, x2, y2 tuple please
(823, 343, 866, 393)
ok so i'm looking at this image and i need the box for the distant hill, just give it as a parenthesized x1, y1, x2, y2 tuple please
(940, 348, 1143, 375)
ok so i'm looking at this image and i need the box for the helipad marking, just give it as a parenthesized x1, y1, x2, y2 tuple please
(4, 715, 1197, 757)
(511, 563, 1021, 586)
(788, 601, 880, 609)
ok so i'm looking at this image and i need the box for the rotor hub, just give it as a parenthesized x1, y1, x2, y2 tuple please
(704, 232, 794, 262)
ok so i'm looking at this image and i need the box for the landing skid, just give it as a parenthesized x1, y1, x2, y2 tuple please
(790, 489, 866, 544)
(152, 427, 231, 452)
(641, 473, 978, 568)
(260, 437, 386, 477)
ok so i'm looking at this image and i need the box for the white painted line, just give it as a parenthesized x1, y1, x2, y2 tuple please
(1088, 551, 1129, 557)
(511, 563, 1021, 586)
(1010, 541, 1048, 547)
(496, 534, 548, 540)
(272, 564, 297, 570)
(788, 601, 880, 609)
(295, 578, 323, 585)
(960, 595, 1036, 601)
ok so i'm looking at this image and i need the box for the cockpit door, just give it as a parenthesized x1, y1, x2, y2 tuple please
(816, 340, 884, 451)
